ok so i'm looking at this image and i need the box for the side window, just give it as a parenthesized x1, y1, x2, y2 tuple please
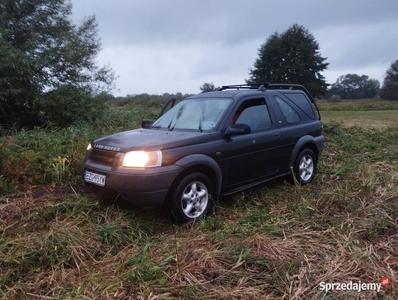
(234, 101, 272, 131)
(274, 96, 300, 124)
(283, 92, 317, 119)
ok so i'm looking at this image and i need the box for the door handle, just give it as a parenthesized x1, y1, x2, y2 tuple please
(273, 132, 280, 138)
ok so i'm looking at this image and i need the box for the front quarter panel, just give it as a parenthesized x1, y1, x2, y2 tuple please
(174, 154, 222, 200)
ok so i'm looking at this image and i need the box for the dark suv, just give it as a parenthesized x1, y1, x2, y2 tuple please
(82, 83, 324, 223)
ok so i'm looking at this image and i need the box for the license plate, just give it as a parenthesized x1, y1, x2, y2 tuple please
(84, 170, 106, 187)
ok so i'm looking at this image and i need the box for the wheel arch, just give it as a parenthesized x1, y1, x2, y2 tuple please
(289, 136, 320, 167)
(167, 154, 222, 202)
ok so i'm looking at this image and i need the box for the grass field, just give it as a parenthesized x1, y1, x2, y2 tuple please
(321, 110, 398, 128)
(0, 100, 397, 299)
(316, 99, 398, 111)
(317, 99, 398, 129)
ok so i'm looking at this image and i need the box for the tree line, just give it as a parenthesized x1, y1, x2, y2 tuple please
(1, 0, 398, 131)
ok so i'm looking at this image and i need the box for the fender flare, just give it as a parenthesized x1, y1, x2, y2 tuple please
(289, 135, 320, 167)
(174, 154, 222, 200)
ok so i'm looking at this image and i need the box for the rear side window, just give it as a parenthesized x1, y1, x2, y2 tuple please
(274, 96, 300, 124)
(283, 92, 317, 119)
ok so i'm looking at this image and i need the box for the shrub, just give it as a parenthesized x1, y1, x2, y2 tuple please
(38, 85, 109, 128)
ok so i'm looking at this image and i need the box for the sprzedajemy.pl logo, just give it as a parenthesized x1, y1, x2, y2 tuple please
(319, 277, 391, 293)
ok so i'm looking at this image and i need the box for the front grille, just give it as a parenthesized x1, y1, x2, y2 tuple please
(91, 149, 117, 165)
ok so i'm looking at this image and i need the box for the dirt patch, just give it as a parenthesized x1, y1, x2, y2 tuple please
(0, 184, 85, 224)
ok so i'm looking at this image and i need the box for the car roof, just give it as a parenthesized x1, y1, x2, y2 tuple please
(184, 83, 321, 119)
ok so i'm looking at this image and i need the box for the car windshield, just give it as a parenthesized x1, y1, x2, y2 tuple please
(152, 98, 232, 131)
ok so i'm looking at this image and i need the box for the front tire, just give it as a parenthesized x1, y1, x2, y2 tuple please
(293, 149, 317, 185)
(169, 173, 214, 224)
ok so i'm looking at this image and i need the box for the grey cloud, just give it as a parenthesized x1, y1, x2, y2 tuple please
(71, 0, 398, 46)
(70, 0, 398, 95)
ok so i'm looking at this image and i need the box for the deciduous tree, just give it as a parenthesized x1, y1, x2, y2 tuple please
(0, 0, 116, 129)
(200, 82, 218, 93)
(327, 74, 380, 99)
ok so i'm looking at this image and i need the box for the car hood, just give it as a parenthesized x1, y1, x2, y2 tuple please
(92, 129, 211, 152)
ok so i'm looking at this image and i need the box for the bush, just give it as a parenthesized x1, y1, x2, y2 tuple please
(0, 127, 89, 192)
(39, 85, 109, 128)
(326, 95, 342, 102)
(0, 102, 160, 194)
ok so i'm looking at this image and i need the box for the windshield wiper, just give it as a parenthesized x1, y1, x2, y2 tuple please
(167, 116, 174, 131)
(198, 106, 205, 132)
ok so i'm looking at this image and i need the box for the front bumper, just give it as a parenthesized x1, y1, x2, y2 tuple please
(83, 157, 183, 207)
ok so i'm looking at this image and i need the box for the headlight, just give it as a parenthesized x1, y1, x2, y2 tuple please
(122, 150, 162, 168)
(87, 143, 92, 151)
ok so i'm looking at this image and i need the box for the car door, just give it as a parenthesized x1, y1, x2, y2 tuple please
(270, 94, 306, 174)
(219, 96, 283, 188)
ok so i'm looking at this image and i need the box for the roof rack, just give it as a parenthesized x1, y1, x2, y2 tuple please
(216, 83, 263, 91)
(217, 83, 321, 120)
(218, 82, 310, 95)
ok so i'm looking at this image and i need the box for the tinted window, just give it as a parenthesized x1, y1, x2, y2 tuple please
(283, 92, 317, 119)
(274, 96, 300, 124)
(235, 104, 272, 131)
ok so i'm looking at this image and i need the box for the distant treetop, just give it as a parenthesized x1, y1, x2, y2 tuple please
(247, 24, 329, 98)
(381, 59, 398, 101)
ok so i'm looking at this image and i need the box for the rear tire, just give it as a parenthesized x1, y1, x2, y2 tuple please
(293, 149, 317, 185)
(169, 172, 214, 224)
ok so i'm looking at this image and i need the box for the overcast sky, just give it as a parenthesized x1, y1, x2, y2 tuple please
(70, 0, 398, 96)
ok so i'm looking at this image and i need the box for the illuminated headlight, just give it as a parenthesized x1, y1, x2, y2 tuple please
(122, 150, 162, 168)
(87, 143, 92, 151)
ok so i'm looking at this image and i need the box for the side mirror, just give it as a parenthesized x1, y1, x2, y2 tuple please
(141, 119, 153, 129)
(224, 124, 251, 137)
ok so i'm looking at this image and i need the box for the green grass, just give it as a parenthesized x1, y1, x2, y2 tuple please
(317, 99, 398, 111)
(0, 100, 397, 299)
(317, 99, 398, 128)
(321, 110, 398, 128)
